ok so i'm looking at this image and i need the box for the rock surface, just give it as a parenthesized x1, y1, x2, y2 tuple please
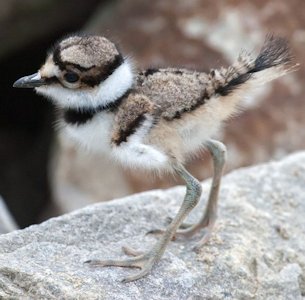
(0, 196, 18, 234)
(0, 152, 304, 299)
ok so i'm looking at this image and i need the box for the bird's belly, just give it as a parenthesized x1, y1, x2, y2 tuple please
(62, 114, 113, 153)
(179, 114, 222, 155)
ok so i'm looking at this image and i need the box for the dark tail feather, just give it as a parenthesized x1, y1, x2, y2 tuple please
(211, 34, 297, 97)
(251, 34, 294, 73)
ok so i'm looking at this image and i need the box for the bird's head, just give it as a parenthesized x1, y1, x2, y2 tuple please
(13, 35, 134, 110)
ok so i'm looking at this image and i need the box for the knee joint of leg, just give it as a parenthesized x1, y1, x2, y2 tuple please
(208, 141, 227, 164)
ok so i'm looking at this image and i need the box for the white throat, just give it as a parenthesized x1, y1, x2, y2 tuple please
(36, 59, 134, 110)
(96, 59, 134, 106)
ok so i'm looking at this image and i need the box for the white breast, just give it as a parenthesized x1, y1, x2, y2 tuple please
(62, 112, 114, 154)
(62, 113, 169, 171)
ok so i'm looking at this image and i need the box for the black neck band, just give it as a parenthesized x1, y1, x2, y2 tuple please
(63, 89, 131, 125)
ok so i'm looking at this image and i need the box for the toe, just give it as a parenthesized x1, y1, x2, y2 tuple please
(192, 230, 213, 252)
(122, 246, 144, 257)
(121, 265, 153, 283)
(84, 258, 143, 269)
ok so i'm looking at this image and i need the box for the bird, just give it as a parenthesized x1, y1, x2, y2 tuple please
(13, 34, 297, 283)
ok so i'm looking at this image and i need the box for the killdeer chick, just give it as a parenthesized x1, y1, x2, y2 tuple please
(13, 34, 296, 282)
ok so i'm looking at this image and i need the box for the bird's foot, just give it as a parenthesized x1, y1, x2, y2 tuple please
(148, 216, 215, 252)
(84, 245, 159, 283)
(147, 216, 192, 237)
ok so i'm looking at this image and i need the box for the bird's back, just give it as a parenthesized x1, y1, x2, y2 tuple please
(135, 68, 210, 120)
(135, 35, 296, 126)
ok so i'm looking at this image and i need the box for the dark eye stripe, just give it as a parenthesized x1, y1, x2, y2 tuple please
(44, 76, 59, 84)
(68, 62, 95, 72)
(52, 47, 66, 71)
(81, 54, 124, 87)
(52, 47, 124, 87)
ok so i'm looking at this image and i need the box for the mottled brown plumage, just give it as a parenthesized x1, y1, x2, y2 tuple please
(56, 35, 120, 69)
(112, 93, 155, 145)
(136, 68, 207, 120)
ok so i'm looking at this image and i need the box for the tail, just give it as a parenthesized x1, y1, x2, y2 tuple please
(205, 34, 298, 99)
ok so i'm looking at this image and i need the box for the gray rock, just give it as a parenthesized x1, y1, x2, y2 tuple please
(0, 152, 304, 299)
(0, 196, 18, 234)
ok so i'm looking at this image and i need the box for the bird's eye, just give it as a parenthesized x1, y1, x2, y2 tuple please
(64, 72, 79, 83)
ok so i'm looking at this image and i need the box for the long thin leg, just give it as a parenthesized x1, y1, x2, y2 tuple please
(85, 164, 202, 282)
(175, 139, 226, 251)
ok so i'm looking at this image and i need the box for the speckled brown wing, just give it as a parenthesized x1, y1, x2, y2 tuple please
(136, 68, 210, 121)
(111, 93, 156, 146)
(135, 36, 295, 123)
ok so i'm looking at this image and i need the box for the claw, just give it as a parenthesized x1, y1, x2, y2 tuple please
(146, 229, 164, 235)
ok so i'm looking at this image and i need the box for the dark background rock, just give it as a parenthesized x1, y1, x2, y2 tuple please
(0, 0, 101, 59)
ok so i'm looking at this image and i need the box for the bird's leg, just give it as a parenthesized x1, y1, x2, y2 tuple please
(175, 139, 226, 251)
(85, 164, 202, 283)
(149, 140, 226, 251)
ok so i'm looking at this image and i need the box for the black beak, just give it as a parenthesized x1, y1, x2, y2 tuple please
(13, 72, 46, 88)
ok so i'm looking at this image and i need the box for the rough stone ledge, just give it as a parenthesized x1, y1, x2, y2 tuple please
(0, 152, 304, 299)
